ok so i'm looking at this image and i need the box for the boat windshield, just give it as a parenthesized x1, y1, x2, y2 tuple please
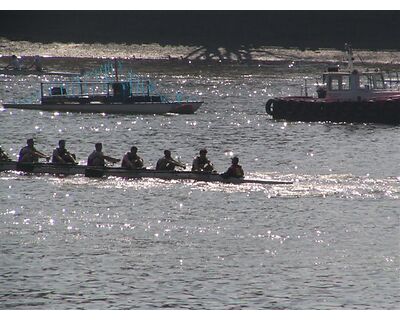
(323, 74, 350, 91)
(359, 73, 386, 90)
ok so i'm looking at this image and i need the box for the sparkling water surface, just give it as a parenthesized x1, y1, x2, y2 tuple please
(0, 45, 399, 309)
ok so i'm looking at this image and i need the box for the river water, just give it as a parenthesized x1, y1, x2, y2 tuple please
(0, 41, 399, 309)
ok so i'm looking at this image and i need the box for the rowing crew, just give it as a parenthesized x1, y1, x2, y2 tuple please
(0, 139, 245, 178)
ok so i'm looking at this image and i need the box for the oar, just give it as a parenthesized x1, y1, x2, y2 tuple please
(104, 156, 120, 164)
(34, 150, 50, 162)
(169, 158, 186, 169)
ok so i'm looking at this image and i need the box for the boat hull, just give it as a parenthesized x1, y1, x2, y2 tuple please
(2, 101, 203, 115)
(0, 161, 293, 185)
(266, 98, 400, 124)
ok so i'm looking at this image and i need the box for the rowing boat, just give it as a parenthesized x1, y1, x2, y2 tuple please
(0, 161, 293, 185)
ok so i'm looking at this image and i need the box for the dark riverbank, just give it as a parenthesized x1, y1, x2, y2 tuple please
(1, 11, 400, 50)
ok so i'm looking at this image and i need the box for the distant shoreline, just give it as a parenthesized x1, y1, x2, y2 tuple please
(1, 39, 400, 67)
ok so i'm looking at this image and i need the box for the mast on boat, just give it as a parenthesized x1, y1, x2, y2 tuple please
(344, 43, 354, 71)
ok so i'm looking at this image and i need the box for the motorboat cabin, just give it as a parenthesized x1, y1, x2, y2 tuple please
(316, 46, 400, 102)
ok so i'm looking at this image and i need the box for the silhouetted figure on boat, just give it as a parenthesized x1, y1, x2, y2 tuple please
(18, 138, 50, 163)
(6, 55, 22, 70)
(87, 143, 120, 167)
(191, 148, 214, 172)
(221, 156, 244, 178)
(156, 150, 186, 171)
(52, 140, 77, 164)
(121, 146, 144, 169)
(28, 55, 43, 72)
(0, 146, 11, 162)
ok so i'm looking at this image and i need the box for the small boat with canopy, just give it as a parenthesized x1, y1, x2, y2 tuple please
(2, 60, 203, 114)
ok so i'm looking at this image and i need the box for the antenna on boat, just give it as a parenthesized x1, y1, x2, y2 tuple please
(356, 53, 367, 69)
(114, 59, 119, 82)
(344, 43, 354, 71)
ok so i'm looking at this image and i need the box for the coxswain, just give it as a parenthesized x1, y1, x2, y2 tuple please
(18, 138, 50, 163)
(221, 156, 244, 178)
(156, 150, 186, 171)
(52, 140, 77, 164)
(6, 55, 22, 70)
(191, 148, 214, 172)
(87, 143, 120, 167)
(121, 146, 144, 169)
(0, 146, 11, 162)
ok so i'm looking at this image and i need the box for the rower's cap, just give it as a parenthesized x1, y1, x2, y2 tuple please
(200, 148, 207, 154)
(131, 146, 138, 152)
(164, 150, 171, 156)
(59, 139, 66, 145)
(232, 156, 239, 164)
(27, 138, 34, 144)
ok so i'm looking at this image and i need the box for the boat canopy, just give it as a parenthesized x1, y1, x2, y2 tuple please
(42, 79, 157, 98)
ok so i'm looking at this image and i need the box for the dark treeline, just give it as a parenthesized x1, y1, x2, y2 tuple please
(1, 11, 400, 50)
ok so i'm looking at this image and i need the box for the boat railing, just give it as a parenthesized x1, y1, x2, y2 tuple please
(300, 77, 311, 97)
(160, 95, 170, 103)
(384, 71, 400, 88)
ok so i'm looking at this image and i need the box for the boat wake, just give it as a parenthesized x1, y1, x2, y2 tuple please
(12, 171, 395, 200)
(258, 172, 400, 200)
